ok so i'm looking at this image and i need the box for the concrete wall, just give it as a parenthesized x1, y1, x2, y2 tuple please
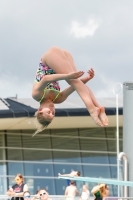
(123, 82, 133, 197)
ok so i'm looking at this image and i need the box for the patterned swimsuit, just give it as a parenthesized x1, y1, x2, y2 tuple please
(35, 59, 60, 102)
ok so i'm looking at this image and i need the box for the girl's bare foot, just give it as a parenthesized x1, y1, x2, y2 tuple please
(58, 173, 61, 176)
(90, 107, 104, 127)
(99, 107, 108, 126)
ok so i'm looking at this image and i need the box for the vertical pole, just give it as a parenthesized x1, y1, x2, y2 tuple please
(118, 152, 128, 197)
(123, 82, 133, 197)
(116, 94, 120, 197)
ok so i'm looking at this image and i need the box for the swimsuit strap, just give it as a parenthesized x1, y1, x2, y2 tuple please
(39, 89, 60, 103)
(52, 90, 60, 102)
(39, 90, 46, 103)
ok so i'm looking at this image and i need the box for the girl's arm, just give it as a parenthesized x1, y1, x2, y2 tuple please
(32, 71, 84, 100)
(13, 184, 29, 197)
(87, 190, 90, 197)
(55, 69, 94, 103)
(6, 188, 13, 196)
(7, 191, 23, 197)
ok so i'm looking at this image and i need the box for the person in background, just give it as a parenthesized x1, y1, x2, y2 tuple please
(65, 180, 81, 200)
(58, 170, 81, 177)
(23, 191, 31, 200)
(38, 188, 51, 200)
(81, 185, 90, 200)
(32, 190, 40, 200)
(58, 170, 80, 186)
(91, 183, 110, 200)
(100, 184, 110, 199)
(6, 173, 28, 200)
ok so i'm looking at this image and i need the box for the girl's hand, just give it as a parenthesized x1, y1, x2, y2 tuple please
(11, 191, 16, 196)
(66, 71, 84, 80)
(87, 68, 94, 80)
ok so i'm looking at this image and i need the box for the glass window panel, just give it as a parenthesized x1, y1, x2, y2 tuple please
(108, 154, 117, 164)
(0, 147, 6, 161)
(0, 135, 6, 181)
(51, 137, 80, 150)
(25, 177, 34, 195)
(51, 137, 79, 149)
(80, 138, 107, 151)
(107, 140, 122, 152)
(6, 130, 21, 134)
(105, 140, 117, 152)
(54, 179, 67, 195)
(33, 178, 55, 195)
(0, 177, 7, 195)
(83, 165, 116, 178)
(53, 151, 81, 163)
(0, 149, 3, 160)
(105, 127, 117, 138)
(6, 134, 22, 147)
(7, 149, 23, 160)
(22, 134, 51, 149)
(0, 162, 6, 175)
(0, 134, 4, 146)
(24, 163, 53, 177)
(119, 141, 123, 152)
(51, 129, 78, 136)
(81, 153, 117, 164)
(79, 128, 106, 138)
(106, 127, 123, 139)
(7, 162, 23, 175)
(23, 150, 52, 162)
(0, 134, 6, 161)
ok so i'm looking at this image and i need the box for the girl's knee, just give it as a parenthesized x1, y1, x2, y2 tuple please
(49, 46, 62, 54)
(63, 49, 73, 59)
(45, 47, 65, 59)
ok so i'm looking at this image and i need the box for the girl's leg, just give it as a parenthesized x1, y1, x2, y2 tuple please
(42, 47, 103, 126)
(61, 49, 108, 126)
(86, 87, 108, 125)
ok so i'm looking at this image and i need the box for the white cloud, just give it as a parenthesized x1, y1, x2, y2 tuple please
(69, 18, 100, 38)
(95, 73, 123, 98)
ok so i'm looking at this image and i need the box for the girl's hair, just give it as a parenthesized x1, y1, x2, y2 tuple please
(83, 184, 88, 190)
(36, 190, 39, 194)
(77, 171, 81, 176)
(70, 180, 75, 185)
(23, 191, 31, 196)
(34, 111, 51, 135)
(15, 174, 24, 183)
(38, 188, 48, 193)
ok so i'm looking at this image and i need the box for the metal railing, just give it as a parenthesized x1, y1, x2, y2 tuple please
(2, 196, 133, 200)
(0, 196, 80, 200)
(118, 152, 128, 197)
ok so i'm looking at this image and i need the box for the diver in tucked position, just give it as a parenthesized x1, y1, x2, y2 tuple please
(32, 47, 108, 135)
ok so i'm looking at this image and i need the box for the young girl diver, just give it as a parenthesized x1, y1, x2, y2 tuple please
(32, 47, 108, 135)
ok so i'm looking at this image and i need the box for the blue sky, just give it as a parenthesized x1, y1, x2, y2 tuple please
(0, 0, 133, 98)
